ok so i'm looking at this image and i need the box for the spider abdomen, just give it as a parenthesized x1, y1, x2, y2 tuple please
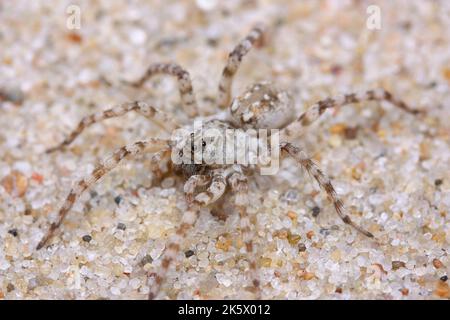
(230, 81, 295, 129)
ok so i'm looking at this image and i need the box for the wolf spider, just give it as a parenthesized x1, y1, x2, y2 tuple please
(37, 24, 422, 299)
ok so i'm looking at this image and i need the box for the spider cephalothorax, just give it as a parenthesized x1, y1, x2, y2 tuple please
(37, 24, 423, 299)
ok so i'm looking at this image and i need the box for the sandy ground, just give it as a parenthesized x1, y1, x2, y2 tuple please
(0, 0, 449, 299)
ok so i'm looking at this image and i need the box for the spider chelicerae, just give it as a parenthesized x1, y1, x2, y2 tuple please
(37, 24, 422, 299)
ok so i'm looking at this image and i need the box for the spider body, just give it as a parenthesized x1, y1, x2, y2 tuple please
(37, 24, 423, 299)
(171, 119, 233, 176)
(230, 81, 295, 129)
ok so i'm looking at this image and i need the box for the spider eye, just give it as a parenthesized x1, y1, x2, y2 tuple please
(202, 140, 206, 147)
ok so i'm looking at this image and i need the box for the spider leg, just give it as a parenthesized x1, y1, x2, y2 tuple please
(282, 88, 424, 139)
(148, 171, 226, 299)
(147, 204, 201, 300)
(147, 147, 172, 184)
(46, 101, 178, 153)
(218, 24, 267, 109)
(36, 138, 170, 250)
(191, 172, 227, 206)
(183, 174, 212, 203)
(122, 63, 198, 117)
(281, 142, 374, 238)
(228, 168, 261, 299)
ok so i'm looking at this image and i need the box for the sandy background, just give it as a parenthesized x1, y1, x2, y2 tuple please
(0, 0, 449, 299)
